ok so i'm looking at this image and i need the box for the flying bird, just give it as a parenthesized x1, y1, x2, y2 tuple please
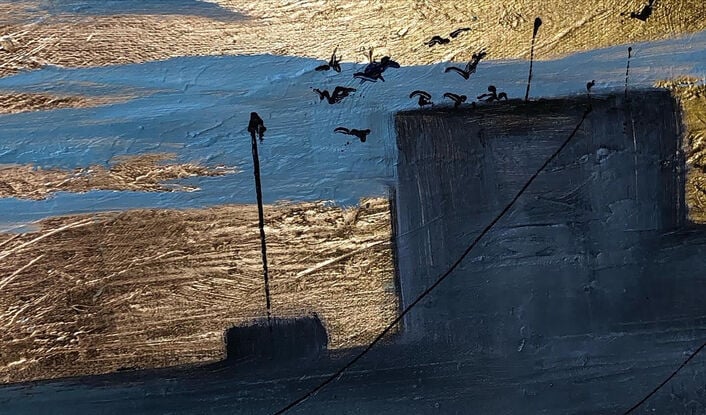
(354, 48, 400, 83)
(363, 49, 401, 71)
(443, 92, 467, 108)
(449, 27, 472, 38)
(627, 0, 656, 21)
(444, 50, 487, 80)
(381, 56, 400, 69)
(425, 35, 450, 47)
(312, 86, 357, 104)
(248, 112, 266, 141)
(477, 85, 508, 103)
(315, 47, 342, 72)
(363, 56, 401, 74)
(409, 90, 433, 108)
(334, 127, 370, 143)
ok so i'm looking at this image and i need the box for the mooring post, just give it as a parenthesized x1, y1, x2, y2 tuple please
(248, 112, 272, 330)
(525, 17, 542, 102)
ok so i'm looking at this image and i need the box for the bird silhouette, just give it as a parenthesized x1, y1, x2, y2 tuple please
(449, 27, 472, 38)
(425, 35, 450, 47)
(334, 127, 370, 143)
(312, 86, 357, 104)
(315, 47, 342, 72)
(363, 49, 401, 71)
(381, 56, 400, 69)
(354, 49, 400, 83)
(444, 50, 487, 79)
(477, 85, 508, 103)
(248, 112, 266, 141)
(443, 92, 467, 108)
(627, 0, 655, 21)
(409, 90, 433, 108)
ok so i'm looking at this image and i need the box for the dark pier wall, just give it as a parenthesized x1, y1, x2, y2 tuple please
(394, 91, 701, 354)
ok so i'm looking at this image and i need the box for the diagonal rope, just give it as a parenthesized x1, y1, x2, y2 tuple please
(622, 341, 706, 414)
(272, 105, 592, 414)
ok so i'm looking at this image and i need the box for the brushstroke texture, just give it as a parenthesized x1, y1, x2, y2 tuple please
(0, 91, 131, 114)
(0, 0, 705, 77)
(0, 31, 704, 226)
(0, 198, 396, 384)
(3, 91, 705, 415)
(0, 153, 236, 200)
(657, 77, 706, 222)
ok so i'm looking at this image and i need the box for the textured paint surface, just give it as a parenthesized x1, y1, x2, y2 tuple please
(0, 153, 235, 200)
(0, 31, 705, 227)
(658, 78, 706, 223)
(395, 92, 685, 342)
(0, 198, 397, 383)
(3, 92, 706, 414)
(0, 0, 705, 76)
(1, 0, 706, 411)
(0, 91, 130, 114)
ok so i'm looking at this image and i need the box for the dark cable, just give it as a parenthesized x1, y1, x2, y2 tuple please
(272, 105, 592, 414)
(623, 340, 706, 414)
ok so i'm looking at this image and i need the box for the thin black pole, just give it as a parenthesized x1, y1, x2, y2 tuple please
(249, 118, 272, 329)
(623, 47, 639, 200)
(624, 46, 632, 101)
(525, 17, 542, 102)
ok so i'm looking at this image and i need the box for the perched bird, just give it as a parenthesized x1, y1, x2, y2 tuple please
(443, 92, 467, 108)
(315, 47, 342, 72)
(334, 127, 370, 143)
(477, 85, 508, 103)
(449, 27, 472, 38)
(628, 0, 655, 21)
(248, 112, 266, 141)
(425, 35, 450, 47)
(444, 50, 487, 80)
(409, 90, 433, 108)
(312, 86, 357, 104)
